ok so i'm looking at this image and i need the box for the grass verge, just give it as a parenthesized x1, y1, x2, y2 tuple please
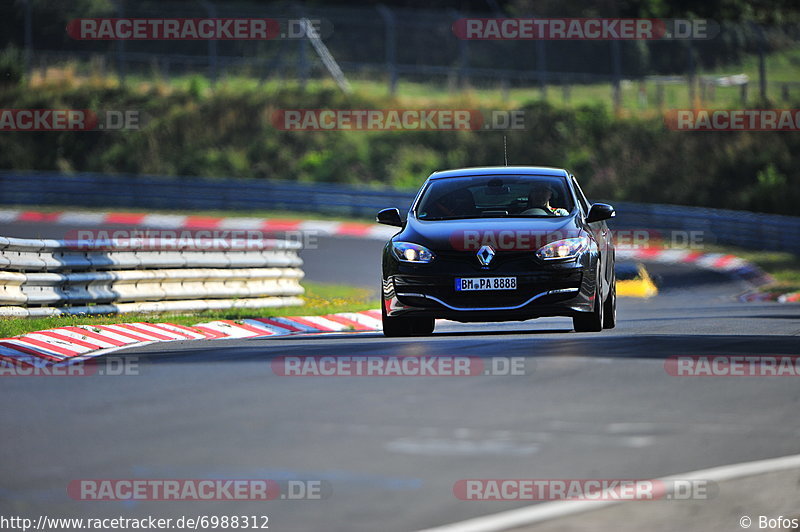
(644, 240, 800, 296)
(0, 281, 379, 339)
(705, 245, 800, 296)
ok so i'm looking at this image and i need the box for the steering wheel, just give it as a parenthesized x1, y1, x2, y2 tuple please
(521, 207, 550, 215)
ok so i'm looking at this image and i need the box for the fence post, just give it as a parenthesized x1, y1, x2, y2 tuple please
(611, 40, 622, 114)
(112, 0, 126, 83)
(449, 10, 469, 89)
(377, 6, 398, 96)
(686, 41, 696, 106)
(200, 0, 218, 88)
(656, 82, 664, 109)
(536, 40, 547, 100)
(638, 80, 647, 108)
(298, 33, 309, 88)
(291, 3, 309, 88)
(23, 0, 32, 83)
(754, 23, 767, 102)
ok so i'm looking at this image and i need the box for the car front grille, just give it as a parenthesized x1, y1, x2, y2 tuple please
(393, 270, 582, 309)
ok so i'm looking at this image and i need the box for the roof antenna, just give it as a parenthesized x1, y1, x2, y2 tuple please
(503, 135, 508, 166)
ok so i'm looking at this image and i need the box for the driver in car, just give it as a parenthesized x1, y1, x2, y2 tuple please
(521, 183, 569, 216)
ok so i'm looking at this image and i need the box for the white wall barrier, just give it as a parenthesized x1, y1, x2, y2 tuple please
(0, 236, 305, 316)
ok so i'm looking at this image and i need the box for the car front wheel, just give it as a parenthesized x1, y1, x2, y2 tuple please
(573, 268, 604, 333)
(603, 275, 616, 329)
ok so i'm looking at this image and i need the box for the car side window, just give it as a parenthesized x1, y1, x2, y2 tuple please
(571, 176, 591, 216)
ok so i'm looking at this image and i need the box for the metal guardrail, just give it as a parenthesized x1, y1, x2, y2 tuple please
(607, 201, 800, 255)
(0, 235, 305, 317)
(1, 171, 798, 255)
(0, 171, 414, 218)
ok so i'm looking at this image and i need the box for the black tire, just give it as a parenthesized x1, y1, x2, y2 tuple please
(603, 276, 616, 329)
(410, 316, 435, 335)
(573, 268, 604, 333)
(382, 304, 435, 337)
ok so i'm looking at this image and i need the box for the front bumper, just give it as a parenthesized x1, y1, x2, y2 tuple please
(383, 258, 595, 322)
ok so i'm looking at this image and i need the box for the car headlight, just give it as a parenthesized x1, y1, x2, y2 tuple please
(392, 242, 435, 263)
(536, 236, 590, 260)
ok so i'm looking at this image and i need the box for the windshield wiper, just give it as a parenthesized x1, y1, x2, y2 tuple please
(417, 215, 484, 221)
(419, 214, 558, 220)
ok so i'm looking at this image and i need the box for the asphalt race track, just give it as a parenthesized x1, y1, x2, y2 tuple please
(2, 220, 800, 531)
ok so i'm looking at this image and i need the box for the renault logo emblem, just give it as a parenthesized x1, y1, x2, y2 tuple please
(477, 245, 495, 266)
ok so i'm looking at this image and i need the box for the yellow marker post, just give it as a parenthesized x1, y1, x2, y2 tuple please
(617, 263, 659, 298)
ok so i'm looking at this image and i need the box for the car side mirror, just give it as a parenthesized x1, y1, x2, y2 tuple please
(586, 203, 615, 223)
(377, 208, 404, 227)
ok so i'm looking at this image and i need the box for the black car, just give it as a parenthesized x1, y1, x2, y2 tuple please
(377, 166, 616, 337)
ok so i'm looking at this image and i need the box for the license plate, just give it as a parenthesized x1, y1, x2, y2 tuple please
(455, 277, 517, 291)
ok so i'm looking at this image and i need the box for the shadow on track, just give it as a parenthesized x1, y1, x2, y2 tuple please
(114, 332, 800, 366)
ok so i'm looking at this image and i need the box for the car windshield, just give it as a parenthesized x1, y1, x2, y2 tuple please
(416, 175, 574, 220)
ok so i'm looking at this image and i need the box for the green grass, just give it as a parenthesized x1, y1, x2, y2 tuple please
(0, 281, 379, 339)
